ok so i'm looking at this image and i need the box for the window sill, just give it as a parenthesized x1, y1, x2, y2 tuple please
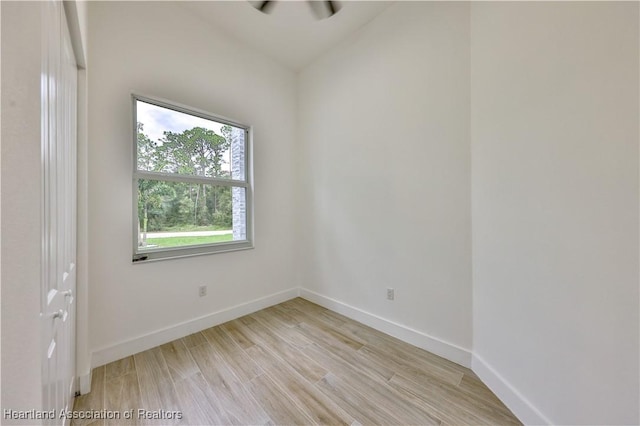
(132, 240, 254, 263)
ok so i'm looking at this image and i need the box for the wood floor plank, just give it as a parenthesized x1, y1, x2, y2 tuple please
(280, 299, 346, 329)
(303, 341, 389, 384)
(282, 298, 328, 315)
(263, 305, 302, 328)
(105, 356, 135, 380)
(172, 372, 231, 425)
(293, 306, 368, 350)
(336, 314, 469, 379)
(104, 371, 141, 426)
(248, 373, 316, 425)
(325, 315, 388, 347)
(251, 309, 294, 333)
(388, 372, 480, 426)
(358, 343, 464, 387)
(238, 314, 258, 327)
(315, 372, 409, 425)
(389, 372, 520, 426)
(72, 366, 106, 426)
(188, 342, 271, 425)
(133, 348, 184, 425)
(270, 323, 314, 349)
(248, 308, 314, 349)
(201, 325, 238, 350)
(296, 321, 364, 353)
(302, 313, 369, 348)
(220, 319, 259, 349)
(238, 318, 328, 383)
(319, 304, 467, 383)
(203, 326, 263, 383)
(458, 373, 515, 415)
(244, 343, 283, 371)
(285, 298, 345, 325)
(180, 332, 207, 348)
(440, 379, 521, 425)
(160, 339, 200, 382)
(308, 336, 395, 383)
(245, 345, 355, 426)
(303, 343, 441, 425)
(272, 373, 354, 426)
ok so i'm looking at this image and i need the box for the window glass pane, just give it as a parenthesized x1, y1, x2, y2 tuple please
(136, 100, 245, 181)
(137, 179, 247, 250)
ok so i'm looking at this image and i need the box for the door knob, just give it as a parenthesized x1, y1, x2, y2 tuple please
(61, 289, 73, 304)
(52, 309, 67, 321)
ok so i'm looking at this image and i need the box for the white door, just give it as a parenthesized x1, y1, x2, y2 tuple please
(41, 1, 78, 423)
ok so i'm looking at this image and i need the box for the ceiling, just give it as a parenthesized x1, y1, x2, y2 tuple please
(180, 1, 393, 71)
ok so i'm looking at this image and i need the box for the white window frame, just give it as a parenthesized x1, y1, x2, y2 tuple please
(132, 94, 253, 262)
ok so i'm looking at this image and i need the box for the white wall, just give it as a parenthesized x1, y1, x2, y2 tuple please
(1, 0, 45, 414)
(298, 2, 472, 360)
(470, 2, 639, 424)
(87, 2, 298, 364)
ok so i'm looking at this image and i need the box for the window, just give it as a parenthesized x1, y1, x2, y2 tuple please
(132, 94, 252, 261)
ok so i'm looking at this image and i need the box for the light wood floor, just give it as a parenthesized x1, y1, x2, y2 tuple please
(73, 298, 521, 425)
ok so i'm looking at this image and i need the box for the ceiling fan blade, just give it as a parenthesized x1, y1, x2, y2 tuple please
(308, 0, 341, 19)
(256, 1, 275, 13)
(326, 1, 338, 16)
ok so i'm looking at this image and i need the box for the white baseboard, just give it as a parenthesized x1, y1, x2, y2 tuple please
(79, 353, 92, 395)
(472, 353, 551, 425)
(91, 288, 300, 368)
(79, 372, 91, 395)
(299, 288, 472, 368)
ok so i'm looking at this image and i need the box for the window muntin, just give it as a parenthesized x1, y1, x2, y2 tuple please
(133, 95, 252, 261)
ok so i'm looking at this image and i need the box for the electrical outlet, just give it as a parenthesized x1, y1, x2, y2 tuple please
(199, 285, 207, 297)
(387, 288, 395, 300)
